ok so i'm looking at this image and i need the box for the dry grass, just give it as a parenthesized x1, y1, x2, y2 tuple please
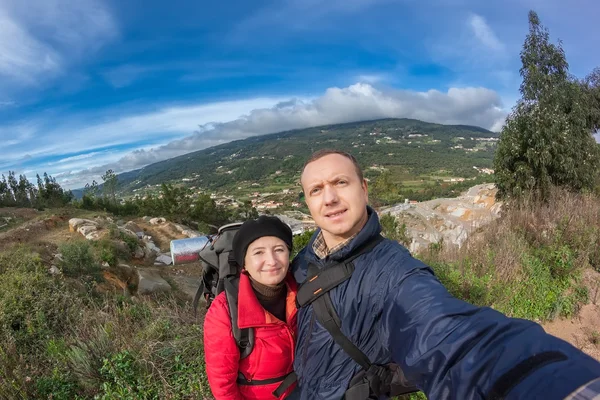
(422, 186, 600, 321)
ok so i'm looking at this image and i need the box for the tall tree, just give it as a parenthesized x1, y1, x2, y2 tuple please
(581, 67, 600, 133)
(494, 11, 600, 201)
(101, 170, 118, 205)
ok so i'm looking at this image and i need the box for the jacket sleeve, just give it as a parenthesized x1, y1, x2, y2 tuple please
(204, 295, 243, 400)
(379, 252, 600, 400)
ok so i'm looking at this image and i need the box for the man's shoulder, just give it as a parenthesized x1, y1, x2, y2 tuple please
(291, 246, 311, 282)
(360, 237, 431, 276)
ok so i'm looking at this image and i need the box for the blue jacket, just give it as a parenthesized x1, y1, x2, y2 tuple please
(292, 207, 600, 400)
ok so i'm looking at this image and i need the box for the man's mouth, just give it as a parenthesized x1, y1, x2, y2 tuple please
(325, 209, 347, 218)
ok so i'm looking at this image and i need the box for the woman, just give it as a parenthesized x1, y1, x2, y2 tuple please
(204, 215, 298, 400)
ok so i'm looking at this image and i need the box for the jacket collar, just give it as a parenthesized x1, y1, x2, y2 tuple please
(237, 271, 298, 329)
(305, 205, 382, 266)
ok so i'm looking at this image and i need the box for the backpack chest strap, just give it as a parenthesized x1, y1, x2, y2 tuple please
(297, 234, 385, 308)
(296, 262, 354, 308)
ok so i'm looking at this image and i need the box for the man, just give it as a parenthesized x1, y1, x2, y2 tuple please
(291, 149, 600, 399)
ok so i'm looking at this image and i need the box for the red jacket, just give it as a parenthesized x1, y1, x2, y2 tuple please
(204, 272, 298, 400)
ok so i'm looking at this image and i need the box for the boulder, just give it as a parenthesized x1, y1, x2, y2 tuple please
(77, 225, 97, 236)
(149, 217, 166, 225)
(154, 253, 173, 265)
(69, 218, 97, 232)
(143, 216, 152, 222)
(124, 222, 144, 238)
(119, 227, 138, 240)
(172, 223, 202, 238)
(113, 240, 131, 256)
(85, 231, 102, 241)
(137, 269, 172, 295)
(145, 241, 160, 256)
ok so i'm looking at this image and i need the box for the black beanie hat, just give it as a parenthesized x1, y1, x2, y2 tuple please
(232, 215, 293, 267)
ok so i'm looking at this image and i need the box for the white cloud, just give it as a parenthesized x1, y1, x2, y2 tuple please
(469, 14, 504, 52)
(19, 82, 507, 189)
(0, 0, 116, 86)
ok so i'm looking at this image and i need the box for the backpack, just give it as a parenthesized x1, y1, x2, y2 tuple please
(296, 234, 421, 399)
(193, 222, 255, 357)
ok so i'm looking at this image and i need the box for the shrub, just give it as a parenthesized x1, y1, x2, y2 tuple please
(59, 240, 99, 276)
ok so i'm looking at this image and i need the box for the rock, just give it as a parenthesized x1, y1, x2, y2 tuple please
(137, 269, 172, 295)
(77, 225, 97, 236)
(101, 261, 110, 268)
(154, 253, 172, 265)
(124, 222, 144, 238)
(143, 216, 152, 222)
(143, 235, 153, 241)
(112, 240, 130, 255)
(49, 265, 61, 275)
(133, 246, 145, 259)
(53, 253, 63, 262)
(119, 227, 138, 240)
(116, 219, 125, 226)
(85, 231, 102, 241)
(172, 223, 202, 238)
(69, 218, 97, 232)
(145, 241, 160, 256)
(149, 217, 166, 225)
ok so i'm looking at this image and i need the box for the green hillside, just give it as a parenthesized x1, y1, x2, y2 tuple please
(115, 118, 498, 198)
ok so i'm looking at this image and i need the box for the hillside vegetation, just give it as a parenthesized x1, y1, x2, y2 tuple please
(112, 118, 498, 197)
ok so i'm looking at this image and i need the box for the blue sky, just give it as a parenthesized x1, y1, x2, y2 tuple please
(1, 0, 599, 189)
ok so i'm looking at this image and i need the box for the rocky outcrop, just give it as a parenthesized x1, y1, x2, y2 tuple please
(380, 184, 502, 254)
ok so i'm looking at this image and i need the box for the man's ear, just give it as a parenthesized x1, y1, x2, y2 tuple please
(362, 179, 369, 202)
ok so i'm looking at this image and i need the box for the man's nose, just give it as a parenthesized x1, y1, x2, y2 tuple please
(323, 185, 339, 205)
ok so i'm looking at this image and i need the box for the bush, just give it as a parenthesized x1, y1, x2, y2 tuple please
(59, 240, 99, 276)
(0, 247, 82, 399)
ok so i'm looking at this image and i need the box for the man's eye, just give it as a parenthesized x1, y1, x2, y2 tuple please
(253, 251, 264, 255)
(310, 188, 320, 195)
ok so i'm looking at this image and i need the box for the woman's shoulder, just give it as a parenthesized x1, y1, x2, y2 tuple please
(205, 291, 231, 322)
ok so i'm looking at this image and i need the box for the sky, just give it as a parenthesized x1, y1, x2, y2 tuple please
(1, 0, 599, 189)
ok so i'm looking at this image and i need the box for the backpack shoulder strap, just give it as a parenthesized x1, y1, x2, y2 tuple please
(313, 293, 372, 369)
(223, 275, 255, 359)
(297, 234, 384, 308)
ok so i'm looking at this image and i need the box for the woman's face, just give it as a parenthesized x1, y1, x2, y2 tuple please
(243, 236, 290, 286)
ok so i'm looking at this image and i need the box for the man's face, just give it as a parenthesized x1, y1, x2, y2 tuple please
(301, 153, 369, 249)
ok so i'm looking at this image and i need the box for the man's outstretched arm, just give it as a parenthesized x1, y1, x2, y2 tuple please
(379, 256, 600, 400)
